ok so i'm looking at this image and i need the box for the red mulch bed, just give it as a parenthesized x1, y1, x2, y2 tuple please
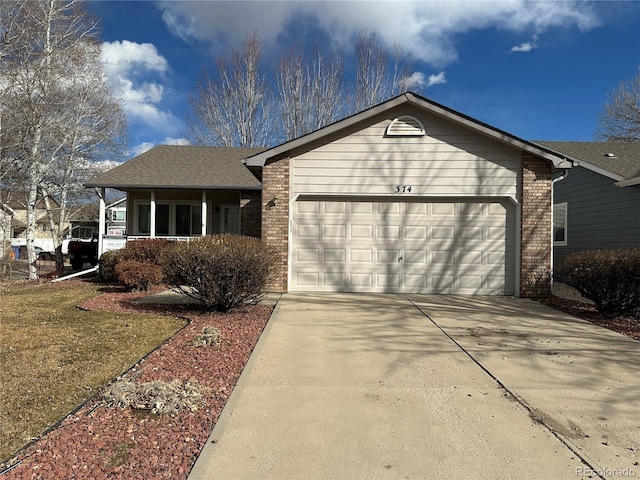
(540, 296, 640, 341)
(1, 283, 272, 479)
(2, 282, 636, 479)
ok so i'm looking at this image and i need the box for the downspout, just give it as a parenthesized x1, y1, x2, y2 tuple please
(550, 169, 569, 286)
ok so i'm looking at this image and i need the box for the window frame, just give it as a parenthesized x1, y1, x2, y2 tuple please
(220, 204, 241, 235)
(133, 200, 211, 236)
(553, 202, 568, 247)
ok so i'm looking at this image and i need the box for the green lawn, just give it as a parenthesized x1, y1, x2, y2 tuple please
(0, 281, 186, 462)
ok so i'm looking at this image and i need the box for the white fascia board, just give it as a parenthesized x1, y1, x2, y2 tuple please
(405, 95, 575, 169)
(615, 176, 640, 188)
(247, 92, 574, 169)
(106, 197, 127, 209)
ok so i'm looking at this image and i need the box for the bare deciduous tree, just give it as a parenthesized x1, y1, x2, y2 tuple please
(353, 32, 389, 112)
(186, 33, 272, 147)
(352, 32, 411, 113)
(596, 67, 640, 142)
(0, 0, 126, 278)
(276, 44, 344, 141)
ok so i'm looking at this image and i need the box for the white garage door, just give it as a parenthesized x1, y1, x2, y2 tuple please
(291, 197, 515, 294)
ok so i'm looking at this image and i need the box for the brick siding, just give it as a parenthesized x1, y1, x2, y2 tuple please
(240, 190, 261, 238)
(261, 157, 290, 292)
(520, 153, 552, 297)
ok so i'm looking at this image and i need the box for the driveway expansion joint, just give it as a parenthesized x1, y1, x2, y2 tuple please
(403, 294, 607, 480)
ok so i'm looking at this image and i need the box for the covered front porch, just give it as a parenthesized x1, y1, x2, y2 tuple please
(85, 145, 266, 258)
(95, 187, 261, 256)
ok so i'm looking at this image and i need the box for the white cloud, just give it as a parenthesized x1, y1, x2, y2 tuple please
(155, 1, 601, 67)
(163, 137, 191, 146)
(101, 40, 180, 132)
(511, 42, 535, 53)
(399, 71, 446, 91)
(510, 34, 539, 53)
(426, 72, 447, 88)
(129, 142, 156, 158)
(129, 137, 190, 159)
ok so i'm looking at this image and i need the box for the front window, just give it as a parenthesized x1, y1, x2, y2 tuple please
(175, 204, 202, 236)
(221, 205, 240, 234)
(135, 201, 209, 236)
(137, 203, 170, 235)
(553, 202, 567, 246)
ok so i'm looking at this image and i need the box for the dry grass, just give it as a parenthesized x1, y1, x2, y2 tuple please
(0, 280, 186, 462)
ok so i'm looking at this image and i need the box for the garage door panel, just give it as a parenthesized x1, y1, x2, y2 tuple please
(350, 249, 373, 263)
(295, 248, 319, 262)
(351, 224, 373, 238)
(377, 249, 400, 263)
(292, 198, 515, 294)
(350, 273, 373, 288)
(323, 224, 346, 238)
(351, 203, 374, 215)
(324, 248, 346, 263)
(403, 225, 428, 239)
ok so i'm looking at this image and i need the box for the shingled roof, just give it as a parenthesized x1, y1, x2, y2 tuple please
(535, 141, 640, 181)
(85, 145, 265, 190)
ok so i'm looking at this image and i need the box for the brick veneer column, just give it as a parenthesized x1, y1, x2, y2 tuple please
(240, 190, 261, 238)
(261, 157, 290, 292)
(520, 153, 552, 297)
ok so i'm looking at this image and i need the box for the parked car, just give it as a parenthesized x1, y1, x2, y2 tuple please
(67, 237, 98, 270)
(18, 245, 54, 261)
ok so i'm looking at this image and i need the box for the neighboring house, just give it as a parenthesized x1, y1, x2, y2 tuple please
(536, 141, 640, 266)
(5, 194, 64, 253)
(87, 92, 576, 297)
(1, 203, 16, 258)
(106, 198, 127, 236)
(66, 198, 128, 239)
(67, 203, 99, 239)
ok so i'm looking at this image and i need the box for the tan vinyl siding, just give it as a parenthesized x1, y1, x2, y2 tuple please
(292, 109, 520, 197)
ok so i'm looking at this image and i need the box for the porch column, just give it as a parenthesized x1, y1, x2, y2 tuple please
(150, 189, 156, 238)
(98, 188, 106, 257)
(201, 190, 207, 236)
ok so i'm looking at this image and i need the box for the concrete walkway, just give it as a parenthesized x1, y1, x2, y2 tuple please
(188, 294, 639, 480)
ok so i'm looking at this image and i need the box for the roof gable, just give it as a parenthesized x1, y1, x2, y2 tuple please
(245, 92, 575, 170)
(85, 145, 265, 190)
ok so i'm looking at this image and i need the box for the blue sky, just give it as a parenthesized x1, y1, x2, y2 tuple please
(89, 1, 640, 158)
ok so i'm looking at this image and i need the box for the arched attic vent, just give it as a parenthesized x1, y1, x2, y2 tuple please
(386, 115, 425, 137)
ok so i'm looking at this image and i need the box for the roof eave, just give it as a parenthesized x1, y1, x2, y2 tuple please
(84, 183, 262, 191)
(615, 176, 640, 188)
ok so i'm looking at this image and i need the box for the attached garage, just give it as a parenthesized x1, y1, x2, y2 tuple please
(291, 197, 515, 294)
(246, 92, 575, 297)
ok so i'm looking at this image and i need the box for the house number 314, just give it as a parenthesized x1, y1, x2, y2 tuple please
(395, 185, 412, 193)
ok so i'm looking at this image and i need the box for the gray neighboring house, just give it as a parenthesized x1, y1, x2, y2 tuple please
(537, 141, 640, 266)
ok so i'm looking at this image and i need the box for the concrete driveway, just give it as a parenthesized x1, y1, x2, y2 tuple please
(189, 294, 639, 480)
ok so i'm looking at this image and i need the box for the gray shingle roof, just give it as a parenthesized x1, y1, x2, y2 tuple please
(85, 145, 265, 190)
(535, 141, 640, 180)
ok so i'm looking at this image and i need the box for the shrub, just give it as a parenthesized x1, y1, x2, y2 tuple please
(115, 260, 164, 291)
(119, 238, 173, 264)
(161, 235, 277, 311)
(97, 250, 122, 283)
(555, 249, 640, 317)
(102, 378, 209, 415)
